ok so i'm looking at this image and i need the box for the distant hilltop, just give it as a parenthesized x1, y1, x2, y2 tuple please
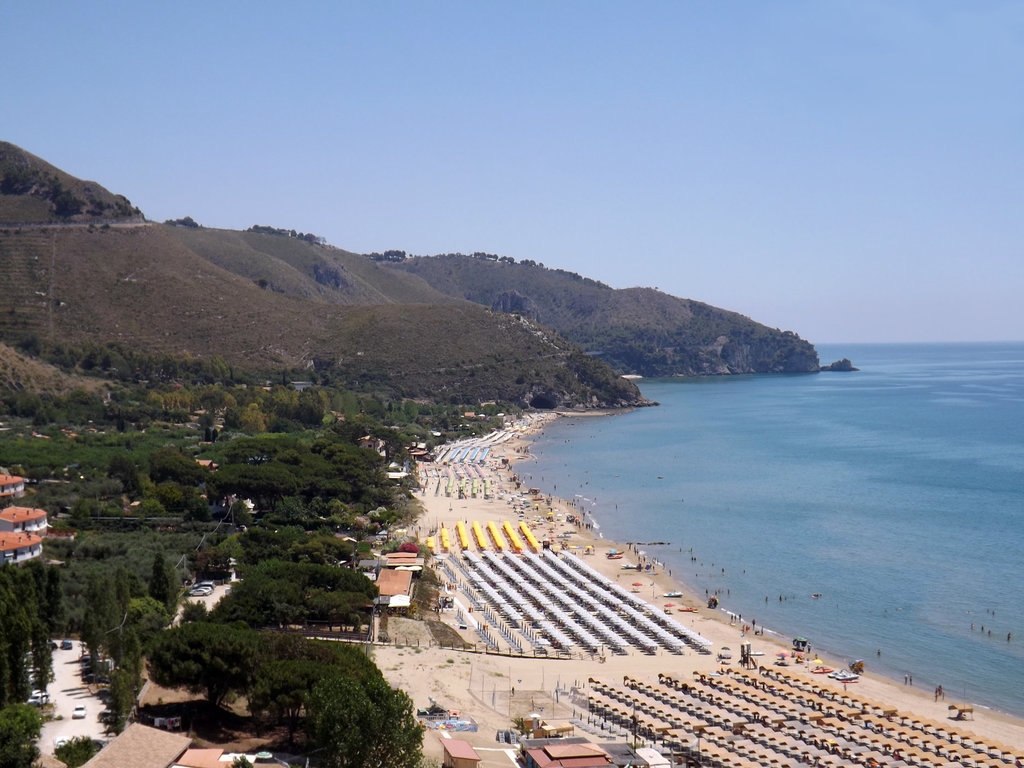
(0, 141, 142, 224)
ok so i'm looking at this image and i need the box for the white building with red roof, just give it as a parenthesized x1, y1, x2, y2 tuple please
(0, 474, 25, 499)
(0, 506, 48, 535)
(0, 531, 43, 565)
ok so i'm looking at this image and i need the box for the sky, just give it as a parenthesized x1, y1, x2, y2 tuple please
(5, 1, 1023, 343)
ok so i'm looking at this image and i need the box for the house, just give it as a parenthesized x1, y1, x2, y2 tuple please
(440, 738, 482, 768)
(383, 551, 424, 569)
(0, 506, 48, 534)
(0, 531, 43, 565)
(78, 723, 290, 768)
(81, 723, 191, 768)
(520, 737, 613, 768)
(375, 568, 413, 598)
(0, 474, 25, 499)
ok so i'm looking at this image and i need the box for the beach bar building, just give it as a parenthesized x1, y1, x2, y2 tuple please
(440, 738, 481, 768)
(520, 738, 613, 768)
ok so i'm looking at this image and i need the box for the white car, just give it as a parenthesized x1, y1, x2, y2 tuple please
(189, 586, 213, 597)
(72, 704, 87, 719)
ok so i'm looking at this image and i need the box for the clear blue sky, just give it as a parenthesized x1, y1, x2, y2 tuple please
(6, 1, 1023, 343)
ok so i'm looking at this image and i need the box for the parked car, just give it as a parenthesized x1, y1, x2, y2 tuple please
(72, 705, 87, 719)
(61, 639, 74, 650)
(189, 585, 213, 597)
(27, 690, 49, 706)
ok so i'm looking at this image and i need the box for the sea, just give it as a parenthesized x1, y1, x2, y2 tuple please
(520, 342, 1024, 719)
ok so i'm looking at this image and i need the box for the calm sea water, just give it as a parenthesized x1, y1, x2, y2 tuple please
(522, 343, 1024, 718)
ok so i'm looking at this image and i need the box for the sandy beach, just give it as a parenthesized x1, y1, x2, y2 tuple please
(377, 413, 1024, 767)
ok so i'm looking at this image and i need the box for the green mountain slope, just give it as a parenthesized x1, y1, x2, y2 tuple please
(386, 255, 820, 376)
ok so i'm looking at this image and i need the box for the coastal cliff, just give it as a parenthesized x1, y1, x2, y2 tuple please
(384, 254, 821, 377)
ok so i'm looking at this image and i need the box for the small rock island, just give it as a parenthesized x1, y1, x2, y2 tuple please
(820, 358, 859, 372)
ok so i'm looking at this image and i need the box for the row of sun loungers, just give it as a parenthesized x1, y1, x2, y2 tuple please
(584, 672, 1022, 768)
(443, 549, 713, 656)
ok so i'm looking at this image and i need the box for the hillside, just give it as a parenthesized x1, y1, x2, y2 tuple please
(163, 225, 458, 306)
(385, 254, 820, 376)
(0, 142, 142, 224)
(0, 342, 108, 395)
(0, 222, 643, 409)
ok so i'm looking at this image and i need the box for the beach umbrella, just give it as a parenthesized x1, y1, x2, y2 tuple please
(632, 582, 643, 586)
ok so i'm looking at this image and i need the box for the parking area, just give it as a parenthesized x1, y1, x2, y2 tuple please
(175, 581, 232, 622)
(38, 640, 109, 755)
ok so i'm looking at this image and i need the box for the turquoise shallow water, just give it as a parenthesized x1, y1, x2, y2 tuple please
(522, 342, 1024, 718)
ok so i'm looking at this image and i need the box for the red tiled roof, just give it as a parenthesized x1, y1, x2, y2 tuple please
(0, 506, 47, 522)
(0, 531, 42, 552)
(0, 474, 25, 496)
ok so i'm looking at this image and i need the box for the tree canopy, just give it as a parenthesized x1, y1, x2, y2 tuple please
(0, 703, 42, 768)
(306, 675, 423, 768)
(146, 622, 261, 707)
(210, 560, 376, 628)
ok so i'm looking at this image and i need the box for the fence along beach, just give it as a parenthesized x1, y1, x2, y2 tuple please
(375, 412, 1024, 767)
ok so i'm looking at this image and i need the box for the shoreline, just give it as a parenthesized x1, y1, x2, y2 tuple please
(517, 411, 1024, 724)
(382, 411, 1024, 764)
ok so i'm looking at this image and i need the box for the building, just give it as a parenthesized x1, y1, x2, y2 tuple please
(0, 474, 25, 499)
(78, 722, 289, 768)
(520, 738, 614, 768)
(0, 506, 48, 534)
(81, 723, 191, 768)
(0, 531, 43, 565)
(440, 738, 482, 768)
